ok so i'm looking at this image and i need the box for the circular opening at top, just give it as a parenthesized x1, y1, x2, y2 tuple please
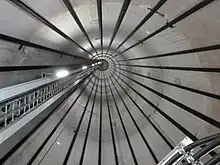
(98, 59, 109, 71)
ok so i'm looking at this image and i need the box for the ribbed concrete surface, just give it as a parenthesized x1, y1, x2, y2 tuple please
(0, 0, 220, 164)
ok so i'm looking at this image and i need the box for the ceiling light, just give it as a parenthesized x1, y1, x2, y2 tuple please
(56, 70, 69, 78)
(82, 66, 88, 70)
(92, 64, 95, 67)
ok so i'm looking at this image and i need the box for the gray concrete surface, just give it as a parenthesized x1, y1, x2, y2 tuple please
(0, 0, 220, 164)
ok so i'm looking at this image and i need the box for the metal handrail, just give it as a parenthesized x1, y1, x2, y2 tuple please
(0, 68, 91, 130)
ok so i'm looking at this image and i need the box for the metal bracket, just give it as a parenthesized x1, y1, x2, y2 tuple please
(157, 137, 194, 165)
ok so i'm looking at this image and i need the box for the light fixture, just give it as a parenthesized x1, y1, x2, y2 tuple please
(92, 64, 95, 67)
(56, 70, 69, 78)
(82, 66, 88, 70)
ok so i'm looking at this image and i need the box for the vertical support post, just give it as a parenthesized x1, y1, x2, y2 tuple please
(11, 102, 15, 122)
(4, 105, 8, 127)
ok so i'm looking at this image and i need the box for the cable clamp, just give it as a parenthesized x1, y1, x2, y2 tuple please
(177, 145, 201, 165)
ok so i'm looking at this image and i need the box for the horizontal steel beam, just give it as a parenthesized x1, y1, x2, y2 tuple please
(8, 0, 93, 56)
(0, 33, 87, 59)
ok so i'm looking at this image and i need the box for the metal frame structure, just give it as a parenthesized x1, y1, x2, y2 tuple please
(0, 68, 92, 129)
(0, 0, 220, 165)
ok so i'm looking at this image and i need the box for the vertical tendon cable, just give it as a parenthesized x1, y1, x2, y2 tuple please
(117, 70, 220, 129)
(108, 79, 139, 165)
(111, 74, 173, 149)
(98, 78, 103, 165)
(113, 70, 197, 141)
(110, 78, 159, 163)
(62, 76, 97, 165)
(78, 78, 99, 165)
(27, 73, 94, 165)
(105, 79, 119, 165)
